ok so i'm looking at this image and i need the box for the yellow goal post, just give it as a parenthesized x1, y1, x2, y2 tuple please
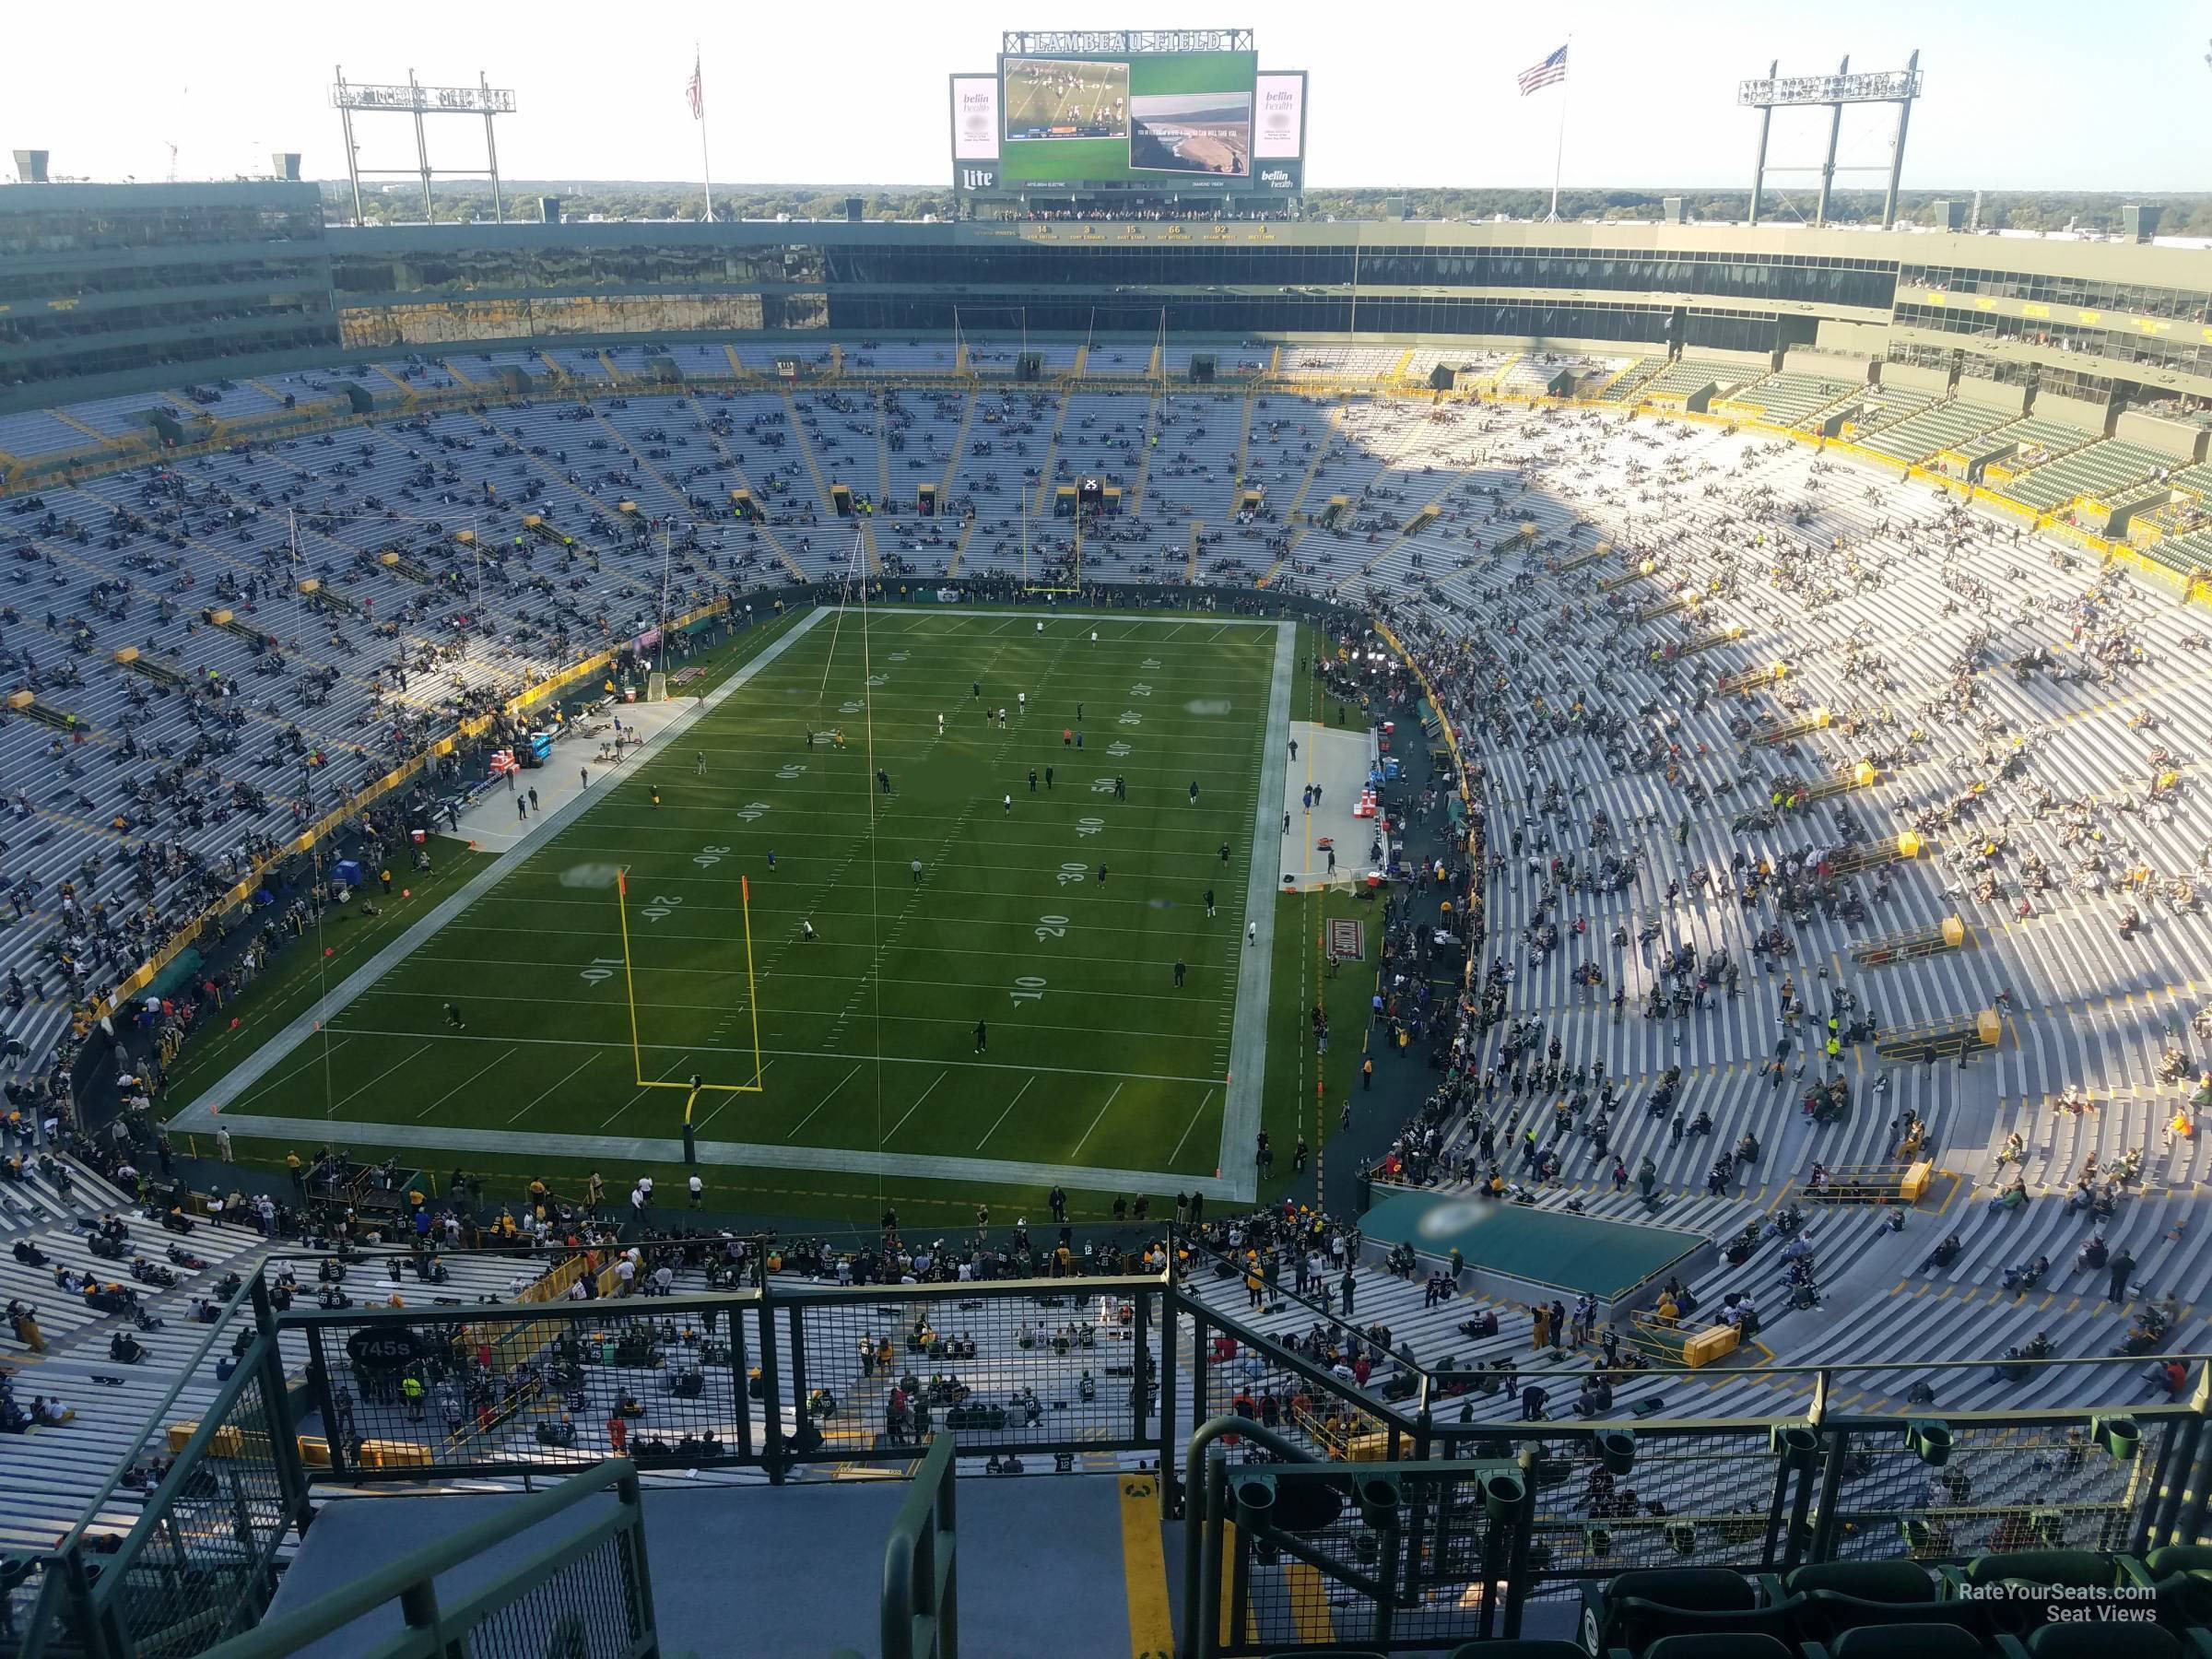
(615, 866, 765, 1107)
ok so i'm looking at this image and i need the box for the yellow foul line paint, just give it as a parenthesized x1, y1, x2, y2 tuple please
(1117, 1474, 1175, 1659)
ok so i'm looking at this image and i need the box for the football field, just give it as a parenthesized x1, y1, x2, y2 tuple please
(1003, 58, 1131, 139)
(173, 606, 1294, 1206)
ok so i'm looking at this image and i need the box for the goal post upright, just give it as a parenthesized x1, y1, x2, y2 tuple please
(740, 874, 765, 1090)
(618, 866, 647, 1087)
(618, 865, 766, 1100)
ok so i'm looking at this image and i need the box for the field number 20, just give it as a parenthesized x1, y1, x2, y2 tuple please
(1035, 914, 1069, 940)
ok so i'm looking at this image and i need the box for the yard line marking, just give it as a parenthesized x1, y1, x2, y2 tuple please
(1070, 1081, 1125, 1159)
(881, 1070, 948, 1144)
(974, 1077, 1037, 1149)
(293, 1038, 1218, 1100)
(232, 1038, 352, 1113)
(418, 1046, 521, 1119)
(329, 1041, 435, 1112)
(786, 1064, 864, 1138)
(371, 979, 1221, 1041)
(1169, 1088, 1218, 1164)
(508, 1052, 602, 1124)
(692, 1060, 773, 1134)
(609, 1055, 692, 1127)
(168, 606, 836, 1132)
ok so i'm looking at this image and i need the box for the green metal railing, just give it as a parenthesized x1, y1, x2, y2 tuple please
(1181, 1408, 2203, 1658)
(82, 1284, 312, 1659)
(7, 1547, 89, 1659)
(882, 1434, 960, 1659)
(54, 1277, 263, 1562)
(196, 1458, 655, 1659)
(15, 1258, 2212, 1659)
(6, 1276, 310, 1659)
(284, 1267, 1171, 1485)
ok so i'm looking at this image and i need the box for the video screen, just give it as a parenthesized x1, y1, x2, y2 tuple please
(1129, 91, 1252, 176)
(1004, 56, 1130, 141)
(951, 75, 1002, 160)
(996, 50, 1257, 184)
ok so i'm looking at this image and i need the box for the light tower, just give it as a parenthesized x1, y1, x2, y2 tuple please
(330, 68, 517, 226)
(1738, 53, 1923, 229)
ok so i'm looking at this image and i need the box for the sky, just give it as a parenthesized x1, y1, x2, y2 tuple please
(10, 0, 2210, 194)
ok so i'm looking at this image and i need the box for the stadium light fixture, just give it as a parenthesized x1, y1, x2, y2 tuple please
(330, 67, 518, 228)
(1736, 69, 1922, 106)
(1001, 28, 1254, 54)
(1740, 51, 1922, 230)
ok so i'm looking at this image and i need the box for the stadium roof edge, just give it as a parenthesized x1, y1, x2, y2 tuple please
(0, 178, 321, 210)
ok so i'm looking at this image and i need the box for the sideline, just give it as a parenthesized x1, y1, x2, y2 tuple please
(174, 1104, 1253, 1200)
(1216, 620, 1295, 1202)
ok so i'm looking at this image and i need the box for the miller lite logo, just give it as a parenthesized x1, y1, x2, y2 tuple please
(960, 168, 996, 190)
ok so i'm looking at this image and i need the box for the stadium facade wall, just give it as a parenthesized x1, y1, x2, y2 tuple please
(4, 185, 2209, 420)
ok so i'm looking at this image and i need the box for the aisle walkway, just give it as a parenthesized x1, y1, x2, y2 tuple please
(1280, 721, 1382, 891)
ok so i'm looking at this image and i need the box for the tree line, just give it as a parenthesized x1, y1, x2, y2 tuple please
(324, 182, 2212, 238)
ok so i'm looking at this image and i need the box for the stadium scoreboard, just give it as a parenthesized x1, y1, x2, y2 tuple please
(950, 41, 1303, 202)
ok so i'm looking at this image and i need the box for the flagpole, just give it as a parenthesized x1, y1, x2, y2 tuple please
(698, 113, 714, 222)
(1547, 39, 1572, 222)
(695, 47, 715, 222)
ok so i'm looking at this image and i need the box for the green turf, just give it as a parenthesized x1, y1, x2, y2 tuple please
(189, 606, 1289, 1199)
(160, 605, 807, 1108)
(159, 841, 496, 1104)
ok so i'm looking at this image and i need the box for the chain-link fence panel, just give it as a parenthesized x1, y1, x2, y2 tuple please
(5, 1551, 82, 1659)
(1821, 1416, 2159, 1563)
(1421, 1423, 1788, 1600)
(92, 1354, 295, 1659)
(431, 1516, 653, 1659)
(190, 1461, 654, 1659)
(780, 1281, 1159, 1465)
(1191, 1302, 1417, 1467)
(1206, 1460, 1520, 1655)
(303, 1294, 756, 1477)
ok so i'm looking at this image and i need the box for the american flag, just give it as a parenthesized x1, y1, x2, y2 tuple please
(1517, 44, 1569, 96)
(686, 55, 704, 121)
